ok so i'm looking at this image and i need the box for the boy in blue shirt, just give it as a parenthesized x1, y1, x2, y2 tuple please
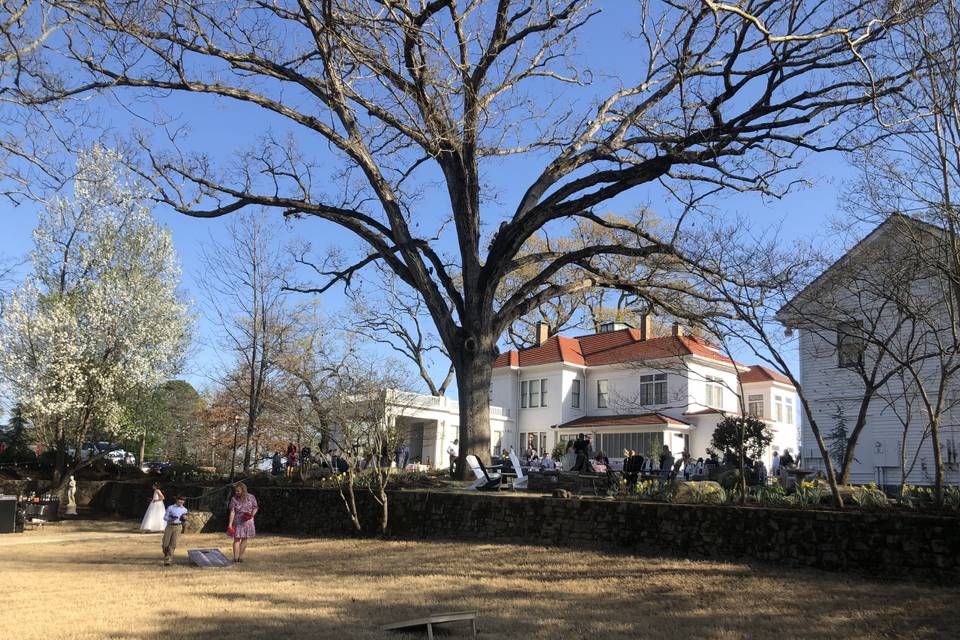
(161, 495, 189, 566)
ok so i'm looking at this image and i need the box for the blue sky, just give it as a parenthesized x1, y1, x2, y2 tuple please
(0, 4, 864, 395)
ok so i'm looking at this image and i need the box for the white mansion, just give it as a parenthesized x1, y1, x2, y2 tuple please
(487, 319, 798, 468)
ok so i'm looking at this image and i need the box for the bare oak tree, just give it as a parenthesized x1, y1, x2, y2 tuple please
(202, 212, 297, 473)
(340, 264, 454, 397)
(8, 0, 913, 471)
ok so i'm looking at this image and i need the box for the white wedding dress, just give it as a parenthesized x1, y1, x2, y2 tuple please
(140, 490, 167, 532)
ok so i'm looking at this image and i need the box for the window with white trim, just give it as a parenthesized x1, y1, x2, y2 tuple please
(774, 395, 784, 422)
(639, 373, 667, 405)
(837, 321, 865, 369)
(784, 396, 794, 424)
(705, 377, 723, 409)
(571, 379, 581, 408)
(521, 378, 548, 408)
(597, 379, 609, 408)
(748, 394, 764, 418)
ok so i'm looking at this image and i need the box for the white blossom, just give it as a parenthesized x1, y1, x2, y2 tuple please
(0, 147, 192, 449)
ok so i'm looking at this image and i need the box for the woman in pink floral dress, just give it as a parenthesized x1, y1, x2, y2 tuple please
(227, 482, 258, 563)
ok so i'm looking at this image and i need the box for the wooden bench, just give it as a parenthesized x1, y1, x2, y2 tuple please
(380, 610, 477, 639)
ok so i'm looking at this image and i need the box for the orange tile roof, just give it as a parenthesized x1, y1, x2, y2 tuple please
(556, 412, 690, 429)
(739, 364, 793, 385)
(494, 328, 733, 369)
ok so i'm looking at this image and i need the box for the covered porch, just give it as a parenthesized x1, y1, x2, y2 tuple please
(551, 413, 693, 463)
(386, 390, 513, 470)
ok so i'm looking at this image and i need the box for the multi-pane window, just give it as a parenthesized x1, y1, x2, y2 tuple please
(639, 373, 668, 405)
(597, 379, 609, 408)
(748, 394, 764, 418)
(521, 379, 548, 408)
(571, 379, 581, 408)
(597, 432, 662, 459)
(837, 321, 865, 369)
(784, 397, 794, 424)
(705, 377, 723, 409)
(774, 395, 784, 422)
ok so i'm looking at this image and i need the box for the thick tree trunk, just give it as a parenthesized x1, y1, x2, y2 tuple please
(839, 398, 873, 484)
(451, 336, 496, 479)
(53, 431, 67, 487)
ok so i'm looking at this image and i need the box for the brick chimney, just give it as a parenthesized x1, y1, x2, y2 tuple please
(672, 321, 684, 337)
(536, 321, 550, 346)
(639, 313, 654, 341)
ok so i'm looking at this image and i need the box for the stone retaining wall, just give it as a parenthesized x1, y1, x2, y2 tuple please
(30, 480, 960, 580)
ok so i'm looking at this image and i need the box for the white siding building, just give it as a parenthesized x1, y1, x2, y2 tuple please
(489, 318, 798, 467)
(778, 215, 960, 487)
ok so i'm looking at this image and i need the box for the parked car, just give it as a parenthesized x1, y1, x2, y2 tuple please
(102, 448, 135, 465)
(79, 442, 100, 462)
(141, 461, 171, 475)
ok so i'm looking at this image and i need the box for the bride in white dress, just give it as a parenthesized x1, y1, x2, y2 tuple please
(140, 483, 167, 532)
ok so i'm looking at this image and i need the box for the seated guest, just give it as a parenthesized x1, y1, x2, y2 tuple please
(595, 450, 609, 466)
(589, 458, 608, 474)
(500, 449, 515, 473)
(540, 453, 556, 470)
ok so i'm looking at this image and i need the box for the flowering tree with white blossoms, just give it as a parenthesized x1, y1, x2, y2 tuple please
(0, 147, 191, 485)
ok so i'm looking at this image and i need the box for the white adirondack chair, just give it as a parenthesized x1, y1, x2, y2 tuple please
(466, 455, 502, 491)
(508, 450, 528, 490)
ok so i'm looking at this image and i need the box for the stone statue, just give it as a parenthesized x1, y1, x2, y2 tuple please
(65, 475, 77, 516)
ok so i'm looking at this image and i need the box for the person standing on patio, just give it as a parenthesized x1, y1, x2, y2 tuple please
(623, 450, 644, 486)
(659, 445, 674, 485)
(395, 441, 410, 469)
(447, 439, 459, 478)
(572, 433, 588, 472)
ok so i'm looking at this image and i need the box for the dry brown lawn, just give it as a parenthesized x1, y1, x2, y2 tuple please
(1, 519, 957, 640)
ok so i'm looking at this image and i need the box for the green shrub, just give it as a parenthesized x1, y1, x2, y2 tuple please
(792, 482, 823, 508)
(632, 479, 667, 501)
(552, 441, 566, 461)
(750, 484, 788, 506)
(943, 486, 960, 510)
(849, 483, 889, 509)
